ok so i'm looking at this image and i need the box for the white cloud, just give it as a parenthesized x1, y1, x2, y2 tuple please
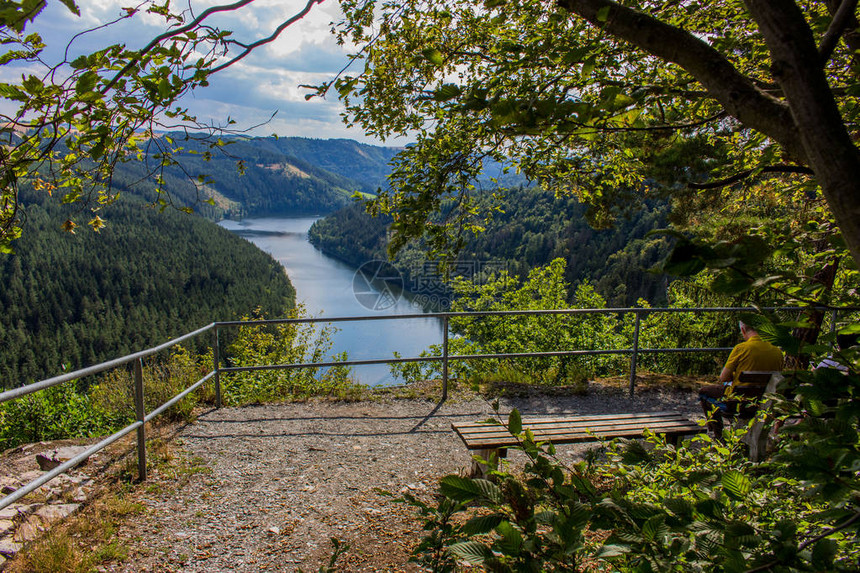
(10, 0, 385, 143)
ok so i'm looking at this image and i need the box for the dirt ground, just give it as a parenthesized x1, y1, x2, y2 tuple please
(2, 378, 705, 572)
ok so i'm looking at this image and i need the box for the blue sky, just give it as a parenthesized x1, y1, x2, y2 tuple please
(12, 0, 390, 144)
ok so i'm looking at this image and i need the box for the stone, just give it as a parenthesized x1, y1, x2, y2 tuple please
(18, 470, 43, 483)
(0, 538, 22, 557)
(34, 503, 80, 522)
(0, 519, 14, 535)
(12, 503, 80, 543)
(35, 446, 90, 471)
(0, 477, 19, 492)
(0, 505, 25, 520)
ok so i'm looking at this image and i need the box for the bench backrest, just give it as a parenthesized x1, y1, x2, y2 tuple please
(737, 370, 780, 387)
(731, 372, 784, 416)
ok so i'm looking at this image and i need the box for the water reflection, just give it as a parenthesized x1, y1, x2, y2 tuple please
(219, 217, 442, 386)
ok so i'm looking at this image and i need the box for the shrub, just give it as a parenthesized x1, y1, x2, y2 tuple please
(399, 372, 860, 572)
(222, 305, 362, 404)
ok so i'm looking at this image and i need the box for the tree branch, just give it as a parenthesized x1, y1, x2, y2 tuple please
(745, 0, 860, 267)
(211, 0, 325, 74)
(818, 0, 859, 64)
(688, 164, 815, 190)
(744, 509, 860, 573)
(558, 0, 806, 162)
(101, 0, 260, 94)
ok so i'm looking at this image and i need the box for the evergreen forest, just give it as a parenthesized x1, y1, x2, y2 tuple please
(309, 187, 672, 307)
(0, 189, 295, 387)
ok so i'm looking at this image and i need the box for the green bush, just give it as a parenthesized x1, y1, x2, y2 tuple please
(90, 346, 208, 425)
(0, 382, 122, 450)
(222, 305, 361, 404)
(397, 365, 860, 572)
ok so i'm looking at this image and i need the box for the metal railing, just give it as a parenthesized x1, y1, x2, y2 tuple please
(0, 305, 849, 511)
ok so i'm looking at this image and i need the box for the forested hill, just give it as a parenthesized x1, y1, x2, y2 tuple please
(110, 135, 403, 220)
(0, 190, 295, 387)
(309, 188, 671, 307)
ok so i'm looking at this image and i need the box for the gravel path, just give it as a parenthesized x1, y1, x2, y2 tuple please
(107, 384, 700, 572)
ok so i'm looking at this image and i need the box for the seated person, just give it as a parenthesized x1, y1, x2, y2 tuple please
(700, 320, 783, 436)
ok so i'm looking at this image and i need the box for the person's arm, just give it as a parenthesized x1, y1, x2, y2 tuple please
(720, 345, 743, 384)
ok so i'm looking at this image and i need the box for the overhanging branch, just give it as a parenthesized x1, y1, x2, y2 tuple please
(688, 165, 815, 190)
(211, 0, 325, 73)
(558, 0, 806, 162)
(818, 0, 859, 64)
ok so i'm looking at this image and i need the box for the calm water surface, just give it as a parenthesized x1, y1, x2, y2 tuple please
(219, 217, 442, 386)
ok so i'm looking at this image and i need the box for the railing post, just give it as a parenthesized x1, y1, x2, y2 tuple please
(133, 357, 147, 481)
(213, 326, 222, 408)
(441, 315, 449, 401)
(629, 310, 641, 398)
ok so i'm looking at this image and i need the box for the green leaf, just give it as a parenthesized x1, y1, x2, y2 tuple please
(508, 409, 522, 435)
(496, 520, 523, 555)
(721, 470, 751, 500)
(448, 541, 494, 564)
(811, 538, 837, 569)
(58, 0, 81, 16)
(596, 6, 611, 22)
(460, 514, 505, 535)
(439, 475, 501, 503)
(596, 544, 629, 558)
(75, 71, 99, 96)
(641, 514, 668, 542)
(433, 83, 461, 102)
(711, 271, 753, 296)
(422, 48, 444, 66)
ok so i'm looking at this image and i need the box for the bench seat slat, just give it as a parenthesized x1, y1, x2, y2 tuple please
(452, 411, 702, 450)
(455, 415, 689, 435)
(458, 419, 699, 440)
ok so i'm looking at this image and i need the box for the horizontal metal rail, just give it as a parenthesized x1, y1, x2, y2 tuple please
(0, 326, 217, 512)
(0, 323, 215, 404)
(220, 346, 737, 374)
(145, 371, 215, 423)
(213, 305, 838, 327)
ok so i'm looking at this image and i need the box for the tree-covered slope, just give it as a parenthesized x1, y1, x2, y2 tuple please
(0, 190, 295, 387)
(309, 188, 670, 307)
(240, 137, 402, 192)
(112, 135, 379, 219)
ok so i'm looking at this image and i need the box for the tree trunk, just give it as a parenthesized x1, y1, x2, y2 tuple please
(784, 257, 840, 370)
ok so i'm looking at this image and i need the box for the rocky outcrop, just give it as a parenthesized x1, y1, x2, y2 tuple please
(0, 442, 99, 567)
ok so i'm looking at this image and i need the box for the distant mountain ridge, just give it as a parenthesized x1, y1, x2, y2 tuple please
(239, 136, 403, 192)
(112, 134, 526, 219)
(111, 135, 403, 219)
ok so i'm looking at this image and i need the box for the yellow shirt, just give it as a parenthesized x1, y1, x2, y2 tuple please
(724, 335, 783, 388)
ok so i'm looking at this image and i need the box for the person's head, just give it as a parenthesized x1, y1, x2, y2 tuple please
(739, 320, 758, 340)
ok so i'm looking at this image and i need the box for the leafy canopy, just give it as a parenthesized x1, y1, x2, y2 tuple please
(0, 0, 323, 253)
(321, 0, 860, 271)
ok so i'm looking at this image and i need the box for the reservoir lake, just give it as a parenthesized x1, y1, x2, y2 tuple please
(219, 217, 443, 386)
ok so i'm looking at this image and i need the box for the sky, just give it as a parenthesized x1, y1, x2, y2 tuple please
(12, 0, 391, 145)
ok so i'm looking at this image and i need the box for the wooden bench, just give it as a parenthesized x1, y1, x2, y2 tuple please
(452, 411, 704, 476)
